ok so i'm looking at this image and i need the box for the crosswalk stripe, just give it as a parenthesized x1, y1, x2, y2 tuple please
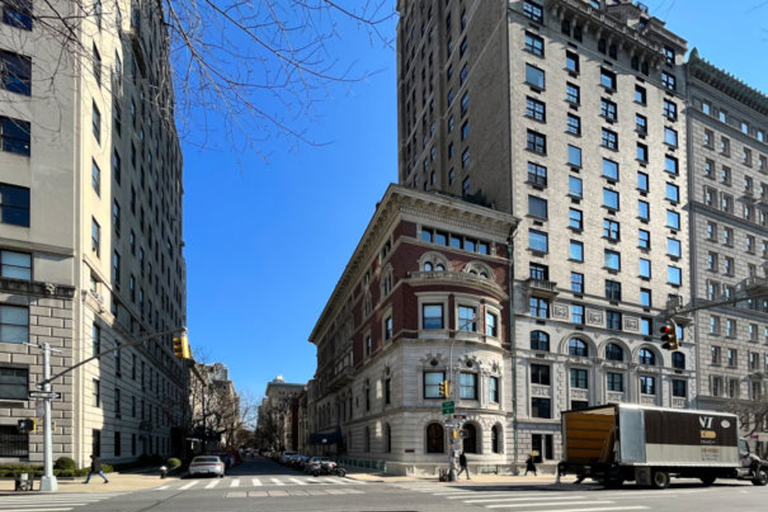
(0, 508, 74, 512)
(157, 485, 171, 490)
(205, 479, 220, 489)
(499, 507, 648, 512)
(270, 478, 285, 486)
(179, 480, 199, 490)
(288, 477, 307, 486)
(342, 478, 366, 485)
(447, 493, 557, 500)
(487, 501, 615, 509)
(230, 479, 240, 488)
(251, 478, 262, 486)
(465, 496, 586, 504)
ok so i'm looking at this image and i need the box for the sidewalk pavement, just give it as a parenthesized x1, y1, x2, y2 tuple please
(0, 472, 175, 494)
(345, 468, 578, 485)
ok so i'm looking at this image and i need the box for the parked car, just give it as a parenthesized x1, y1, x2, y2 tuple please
(280, 451, 297, 464)
(188, 455, 225, 478)
(305, 456, 331, 474)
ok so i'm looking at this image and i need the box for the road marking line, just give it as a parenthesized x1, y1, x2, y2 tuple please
(270, 478, 285, 486)
(446, 493, 566, 499)
(179, 480, 199, 490)
(251, 478, 262, 486)
(466, 496, 586, 504)
(487, 502, 618, 510)
(230, 479, 240, 488)
(289, 477, 307, 486)
(494, 507, 649, 512)
(156, 485, 171, 490)
(0, 508, 74, 512)
(342, 478, 366, 485)
(205, 479, 220, 489)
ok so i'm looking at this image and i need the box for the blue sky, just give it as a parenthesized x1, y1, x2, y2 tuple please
(181, 1, 768, 403)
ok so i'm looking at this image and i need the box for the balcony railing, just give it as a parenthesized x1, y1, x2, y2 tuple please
(523, 278, 559, 298)
(327, 366, 354, 392)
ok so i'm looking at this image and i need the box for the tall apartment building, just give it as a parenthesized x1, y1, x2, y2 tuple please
(396, 0, 692, 462)
(686, 50, 768, 454)
(0, 0, 187, 467)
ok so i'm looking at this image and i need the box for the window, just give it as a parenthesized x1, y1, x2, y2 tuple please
(640, 375, 656, 395)
(672, 352, 685, 370)
(384, 315, 393, 340)
(530, 263, 548, 281)
(461, 121, 469, 141)
(460, 372, 477, 400)
(424, 371, 446, 399)
(489, 376, 499, 403)
(568, 145, 582, 167)
(527, 130, 546, 154)
(566, 83, 580, 104)
(529, 297, 549, 318)
(569, 208, 583, 230)
(486, 311, 498, 337)
(601, 99, 617, 121)
(426, 423, 444, 453)
(666, 210, 680, 229)
(606, 310, 622, 330)
(1, 117, 31, 156)
(0, 50, 31, 95)
(600, 68, 616, 90)
(0, 183, 30, 227)
(640, 288, 651, 307)
(92, 44, 102, 87)
(605, 280, 621, 301)
(605, 343, 623, 361)
(571, 272, 584, 294)
(531, 397, 551, 418)
(639, 348, 655, 365)
(528, 195, 547, 219)
(569, 338, 588, 357)
(1, 250, 31, 279)
(91, 218, 101, 257)
(565, 51, 579, 74)
(672, 379, 686, 398)
(604, 219, 619, 241)
(569, 240, 583, 262)
(607, 373, 624, 392)
(525, 64, 545, 89)
(458, 305, 477, 332)
(93, 378, 101, 407)
(661, 71, 676, 91)
(703, 130, 713, 148)
(601, 129, 618, 150)
(639, 258, 651, 278)
(663, 99, 677, 121)
(525, 97, 546, 121)
(605, 250, 620, 271)
(528, 229, 548, 253)
(525, 32, 544, 56)
(636, 142, 648, 162)
(568, 176, 583, 199)
(638, 229, 650, 249)
(0, 367, 28, 399)
(571, 304, 584, 324)
(664, 127, 678, 148)
(603, 159, 618, 180)
(422, 304, 444, 330)
(0, 304, 28, 343)
(570, 368, 588, 389)
(637, 172, 649, 192)
(530, 330, 549, 351)
(667, 238, 681, 258)
(523, 1, 544, 23)
(112, 251, 120, 286)
(91, 160, 101, 196)
(92, 101, 101, 143)
(636, 114, 647, 134)
(634, 85, 647, 105)
(566, 114, 581, 135)
(603, 188, 619, 210)
(666, 183, 680, 203)
(3, 0, 32, 30)
(668, 266, 682, 286)
(527, 162, 547, 186)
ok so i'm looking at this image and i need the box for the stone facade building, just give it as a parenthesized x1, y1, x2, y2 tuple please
(0, 0, 187, 467)
(307, 185, 518, 475)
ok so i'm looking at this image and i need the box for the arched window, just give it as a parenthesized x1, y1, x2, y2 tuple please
(672, 352, 686, 370)
(639, 348, 655, 366)
(569, 338, 588, 357)
(385, 424, 392, 453)
(605, 343, 623, 361)
(491, 425, 501, 454)
(424, 262, 433, 271)
(462, 423, 477, 454)
(426, 423, 444, 453)
(531, 330, 550, 351)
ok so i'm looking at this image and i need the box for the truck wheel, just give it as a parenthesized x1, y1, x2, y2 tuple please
(752, 469, 768, 486)
(651, 470, 670, 489)
(700, 476, 716, 486)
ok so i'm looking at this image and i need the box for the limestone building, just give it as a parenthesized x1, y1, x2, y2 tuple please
(0, 0, 187, 467)
(395, 0, 692, 463)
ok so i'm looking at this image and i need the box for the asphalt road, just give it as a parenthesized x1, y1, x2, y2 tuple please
(3, 457, 767, 512)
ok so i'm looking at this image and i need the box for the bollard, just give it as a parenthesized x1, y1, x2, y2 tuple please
(159, 466, 168, 479)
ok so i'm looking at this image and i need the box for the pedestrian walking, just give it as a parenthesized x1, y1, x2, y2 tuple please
(525, 455, 537, 476)
(83, 454, 109, 484)
(457, 452, 471, 480)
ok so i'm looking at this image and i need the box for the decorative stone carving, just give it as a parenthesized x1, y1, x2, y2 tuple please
(586, 308, 603, 326)
(530, 385, 551, 398)
(607, 392, 624, 403)
(623, 316, 639, 332)
(571, 389, 588, 400)
(641, 395, 657, 405)
(552, 303, 569, 320)
(672, 398, 687, 408)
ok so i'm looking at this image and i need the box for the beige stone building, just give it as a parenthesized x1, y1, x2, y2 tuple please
(395, 0, 693, 464)
(0, 0, 187, 467)
(685, 50, 768, 454)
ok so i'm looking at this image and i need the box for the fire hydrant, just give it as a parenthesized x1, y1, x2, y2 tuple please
(159, 465, 168, 479)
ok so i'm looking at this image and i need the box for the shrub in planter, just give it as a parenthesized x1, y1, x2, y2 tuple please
(165, 458, 181, 470)
(54, 457, 77, 471)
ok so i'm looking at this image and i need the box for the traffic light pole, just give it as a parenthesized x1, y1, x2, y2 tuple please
(39, 342, 56, 492)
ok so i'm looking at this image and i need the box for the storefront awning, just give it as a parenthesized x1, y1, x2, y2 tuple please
(309, 429, 341, 445)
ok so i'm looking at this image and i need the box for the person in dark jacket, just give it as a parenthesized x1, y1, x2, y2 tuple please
(83, 454, 109, 484)
(457, 452, 470, 480)
(525, 455, 537, 476)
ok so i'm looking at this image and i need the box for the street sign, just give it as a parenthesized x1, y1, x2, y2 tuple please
(442, 401, 455, 414)
(28, 391, 61, 400)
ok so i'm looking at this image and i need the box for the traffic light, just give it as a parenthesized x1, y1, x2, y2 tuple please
(17, 418, 35, 433)
(173, 334, 192, 359)
(660, 320, 679, 350)
(439, 380, 451, 398)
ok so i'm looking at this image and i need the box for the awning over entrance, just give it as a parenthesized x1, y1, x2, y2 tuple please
(309, 429, 341, 445)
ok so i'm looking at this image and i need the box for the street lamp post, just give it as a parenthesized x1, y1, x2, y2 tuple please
(446, 315, 477, 481)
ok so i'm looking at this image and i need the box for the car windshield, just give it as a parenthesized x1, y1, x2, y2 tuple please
(193, 457, 220, 463)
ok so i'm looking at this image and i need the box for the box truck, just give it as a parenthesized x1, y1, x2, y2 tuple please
(559, 404, 768, 489)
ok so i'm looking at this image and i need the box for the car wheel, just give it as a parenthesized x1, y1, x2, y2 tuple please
(651, 470, 670, 489)
(752, 469, 768, 486)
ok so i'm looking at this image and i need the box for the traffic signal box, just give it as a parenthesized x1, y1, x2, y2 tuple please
(17, 418, 35, 433)
(173, 334, 192, 359)
(660, 320, 679, 351)
(439, 380, 451, 398)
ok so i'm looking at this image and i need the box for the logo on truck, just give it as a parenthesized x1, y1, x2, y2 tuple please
(700, 416, 717, 443)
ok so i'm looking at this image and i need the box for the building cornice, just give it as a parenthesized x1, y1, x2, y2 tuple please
(686, 48, 768, 117)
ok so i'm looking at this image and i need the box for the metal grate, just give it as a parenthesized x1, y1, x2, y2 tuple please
(0, 425, 28, 457)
